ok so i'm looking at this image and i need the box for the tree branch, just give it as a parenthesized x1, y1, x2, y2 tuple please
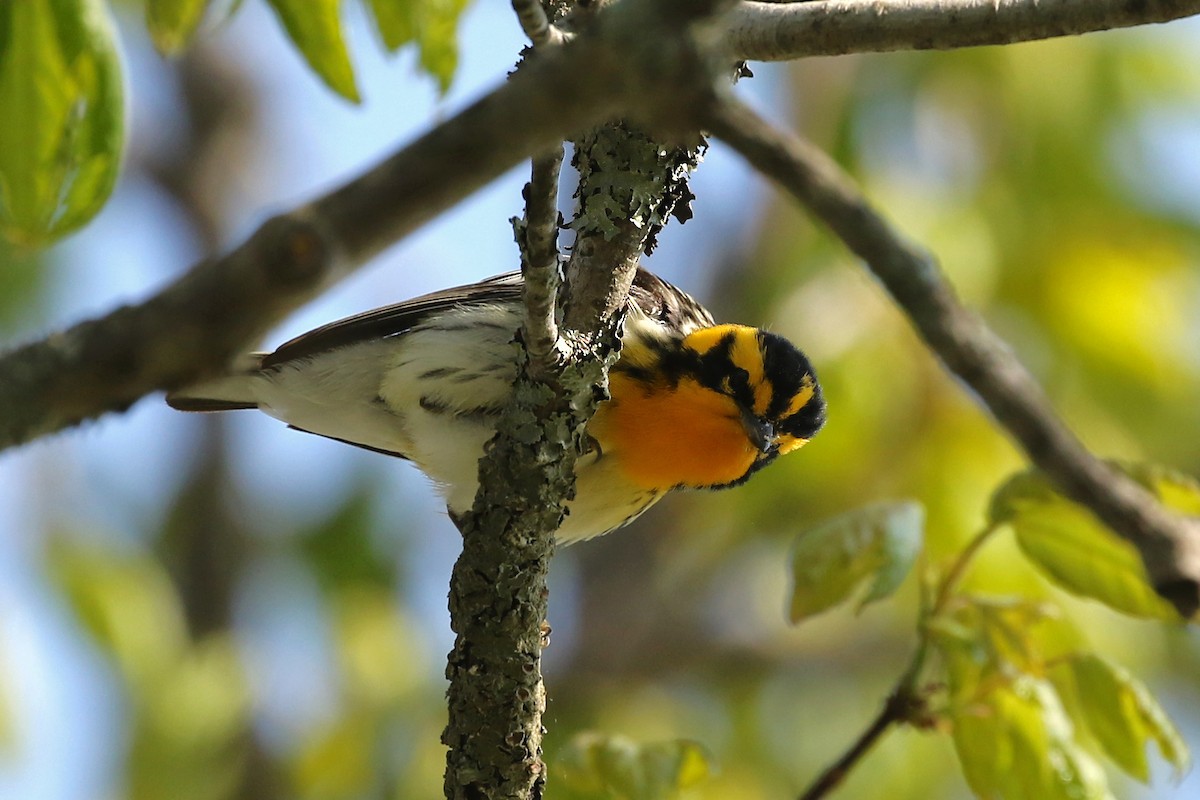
(517, 147, 567, 371)
(442, 3, 731, 798)
(0, 0, 703, 452)
(724, 0, 1200, 62)
(705, 94, 1200, 618)
(512, 0, 571, 47)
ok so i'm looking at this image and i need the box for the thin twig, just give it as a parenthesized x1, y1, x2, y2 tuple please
(704, 94, 1200, 617)
(518, 147, 566, 371)
(799, 522, 1005, 798)
(724, 0, 1200, 62)
(798, 681, 923, 800)
(512, 0, 570, 47)
(932, 524, 1003, 615)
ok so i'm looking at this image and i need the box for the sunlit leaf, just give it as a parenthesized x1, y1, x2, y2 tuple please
(0, 0, 124, 245)
(333, 588, 425, 705)
(558, 733, 714, 800)
(413, 0, 468, 93)
(970, 595, 1058, 670)
(952, 675, 1114, 800)
(364, 0, 470, 92)
(364, 0, 416, 50)
(127, 634, 251, 800)
(789, 501, 923, 623)
(144, 635, 249, 745)
(294, 713, 378, 798)
(49, 540, 187, 684)
(933, 595, 1058, 707)
(145, 0, 210, 55)
(1123, 462, 1200, 517)
(264, 0, 359, 101)
(1060, 653, 1189, 783)
(989, 471, 1179, 620)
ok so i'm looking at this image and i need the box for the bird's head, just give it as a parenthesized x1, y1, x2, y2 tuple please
(596, 323, 826, 492)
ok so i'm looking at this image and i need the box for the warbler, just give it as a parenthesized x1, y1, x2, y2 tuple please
(167, 269, 826, 541)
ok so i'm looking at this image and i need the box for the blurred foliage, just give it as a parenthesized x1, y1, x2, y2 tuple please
(0, 0, 472, 246)
(2, 5, 1200, 800)
(0, 0, 125, 245)
(556, 734, 713, 800)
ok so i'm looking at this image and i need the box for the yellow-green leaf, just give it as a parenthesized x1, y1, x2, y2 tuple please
(952, 675, 1114, 800)
(364, 0, 416, 51)
(789, 501, 923, 623)
(48, 540, 187, 685)
(146, 0, 211, 55)
(264, 0, 359, 102)
(1062, 653, 1190, 783)
(365, 0, 470, 93)
(0, 0, 125, 245)
(1123, 462, 1200, 517)
(557, 734, 714, 800)
(414, 0, 468, 93)
(990, 471, 1179, 620)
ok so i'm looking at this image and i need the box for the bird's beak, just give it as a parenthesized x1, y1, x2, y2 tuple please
(740, 407, 775, 454)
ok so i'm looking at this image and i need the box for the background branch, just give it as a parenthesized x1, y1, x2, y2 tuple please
(0, 13, 635, 452)
(725, 0, 1200, 61)
(9, 0, 1198, 452)
(705, 94, 1200, 617)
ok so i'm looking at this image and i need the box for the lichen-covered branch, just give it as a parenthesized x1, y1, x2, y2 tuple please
(705, 94, 1200, 618)
(515, 147, 567, 371)
(442, 3, 730, 798)
(512, 0, 570, 47)
(724, 0, 1200, 62)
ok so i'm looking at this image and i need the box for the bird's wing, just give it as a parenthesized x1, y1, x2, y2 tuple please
(262, 272, 524, 368)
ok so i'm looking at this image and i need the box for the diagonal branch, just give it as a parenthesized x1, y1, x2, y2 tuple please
(0, 0, 692, 452)
(704, 94, 1200, 618)
(724, 0, 1200, 62)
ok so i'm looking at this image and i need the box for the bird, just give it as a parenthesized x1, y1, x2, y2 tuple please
(166, 268, 826, 542)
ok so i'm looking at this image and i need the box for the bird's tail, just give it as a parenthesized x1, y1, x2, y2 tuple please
(165, 353, 266, 412)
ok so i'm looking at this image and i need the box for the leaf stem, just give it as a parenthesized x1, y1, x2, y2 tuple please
(933, 523, 1002, 615)
(797, 523, 1002, 800)
(797, 651, 925, 800)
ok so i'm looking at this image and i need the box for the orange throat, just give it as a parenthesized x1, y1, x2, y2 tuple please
(588, 372, 760, 491)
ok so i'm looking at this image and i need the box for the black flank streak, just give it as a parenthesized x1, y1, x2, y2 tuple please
(420, 366, 461, 380)
(420, 395, 503, 423)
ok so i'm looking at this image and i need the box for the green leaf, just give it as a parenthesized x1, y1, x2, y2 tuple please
(932, 595, 1058, 709)
(557, 734, 713, 800)
(413, 0, 468, 93)
(1123, 462, 1200, 517)
(146, 0, 211, 55)
(364, 0, 470, 93)
(989, 471, 1179, 620)
(364, 0, 416, 50)
(48, 540, 187, 685)
(789, 501, 923, 623)
(0, 0, 125, 245)
(952, 675, 1114, 800)
(298, 491, 393, 593)
(1061, 653, 1190, 782)
(264, 0, 360, 101)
